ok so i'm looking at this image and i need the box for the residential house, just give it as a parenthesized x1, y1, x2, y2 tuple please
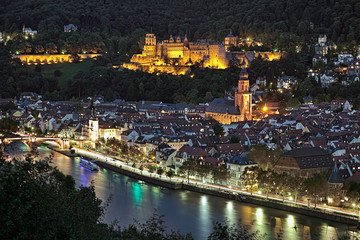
(226, 156, 257, 188)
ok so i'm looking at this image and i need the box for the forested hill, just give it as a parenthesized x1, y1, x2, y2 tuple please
(1, 0, 360, 46)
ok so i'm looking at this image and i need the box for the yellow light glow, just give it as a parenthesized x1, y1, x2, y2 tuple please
(328, 198, 333, 203)
(263, 106, 268, 112)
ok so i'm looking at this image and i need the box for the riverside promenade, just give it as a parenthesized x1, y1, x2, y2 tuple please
(54, 146, 360, 226)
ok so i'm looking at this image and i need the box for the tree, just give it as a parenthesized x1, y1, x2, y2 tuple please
(203, 92, 214, 103)
(299, 78, 314, 97)
(197, 164, 212, 182)
(287, 175, 304, 204)
(274, 172, 291, 202)
(247, 145, 282, 170)
(286, 97, 301, 109)
(346, 190, 359, 210)
(212, 166, 229, 185)
(257, 169, 274, 199)
(313, 60, 326, 73)
(35, 65, 42, 73)
(166, 169, 175, 182)
(241, 166, 258, 195)
(179, 158, 198, 183)
(186, 89, 199, 104)
(213, 124, 224, 137)
(228, 135, 240, 143)
(0, 118, 19, 132)
(304, 173, 328, 208)
(157, 168, 164, 178)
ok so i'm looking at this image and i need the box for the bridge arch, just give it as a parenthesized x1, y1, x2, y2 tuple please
(6, 140, 31, 152)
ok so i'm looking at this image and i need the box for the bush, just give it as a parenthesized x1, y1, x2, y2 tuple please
(54, 70, 63, 77)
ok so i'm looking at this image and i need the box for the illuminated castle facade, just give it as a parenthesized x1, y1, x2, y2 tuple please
(205, 67, 252, 124)
(129, 33, 227, 70)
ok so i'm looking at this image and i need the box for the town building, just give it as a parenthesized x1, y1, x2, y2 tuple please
(338, 53, 354, 65)
(275, 147, 333, 177)
(226, 156, 257, 188)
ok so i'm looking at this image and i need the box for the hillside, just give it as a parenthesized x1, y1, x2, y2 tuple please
(1, 0, 360, 53)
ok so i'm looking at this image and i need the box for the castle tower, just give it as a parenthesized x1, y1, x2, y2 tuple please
(224, 31, 237, 52)
(235, 67, 252, 121)
(144, 33, 156, 57)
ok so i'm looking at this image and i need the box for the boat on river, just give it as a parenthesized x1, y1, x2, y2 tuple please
(80, 158, 98, 171)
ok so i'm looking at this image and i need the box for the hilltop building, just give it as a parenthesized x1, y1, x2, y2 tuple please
(22, 25, 37, 36)
(124, 33, 283, 74)
(64, 24, 78, 32)
(205, 67, 252, 124)
(124, 33, 227, 73)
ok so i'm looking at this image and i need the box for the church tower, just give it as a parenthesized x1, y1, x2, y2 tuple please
(235, 67, 252, 121)
(88, 102, 99, 141)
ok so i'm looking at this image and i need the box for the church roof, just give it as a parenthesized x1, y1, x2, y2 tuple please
(206, 98, 238, 115)
(226, 32, 235, 38)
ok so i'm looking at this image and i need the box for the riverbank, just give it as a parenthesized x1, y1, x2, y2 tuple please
(48, 145, 360, 226)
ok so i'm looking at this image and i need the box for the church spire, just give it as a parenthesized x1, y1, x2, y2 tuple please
(239, 66, 248, 80)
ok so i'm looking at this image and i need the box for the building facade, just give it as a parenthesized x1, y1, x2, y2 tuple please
(127, 33, 227, 70)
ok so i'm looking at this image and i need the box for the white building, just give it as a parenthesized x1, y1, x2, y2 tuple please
(338, 53, 354, 65)
(22, 25, 37, 36)
(88, 119, 99, 141)
(226, 156, 257, 188)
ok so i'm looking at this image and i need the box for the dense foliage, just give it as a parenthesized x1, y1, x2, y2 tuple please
(0, 155, 110, 240)
(2, 0, 360, 55)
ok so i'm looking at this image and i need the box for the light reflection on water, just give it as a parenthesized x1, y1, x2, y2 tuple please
(12, 146, 360, 240)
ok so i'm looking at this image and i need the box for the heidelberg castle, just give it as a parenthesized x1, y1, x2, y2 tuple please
(122, 33, 283, 74)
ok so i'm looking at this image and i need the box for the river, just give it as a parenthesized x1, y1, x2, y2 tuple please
(6, 143, 360, 239)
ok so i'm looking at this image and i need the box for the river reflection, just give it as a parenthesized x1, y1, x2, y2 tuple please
(8, 145, 360, 239)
